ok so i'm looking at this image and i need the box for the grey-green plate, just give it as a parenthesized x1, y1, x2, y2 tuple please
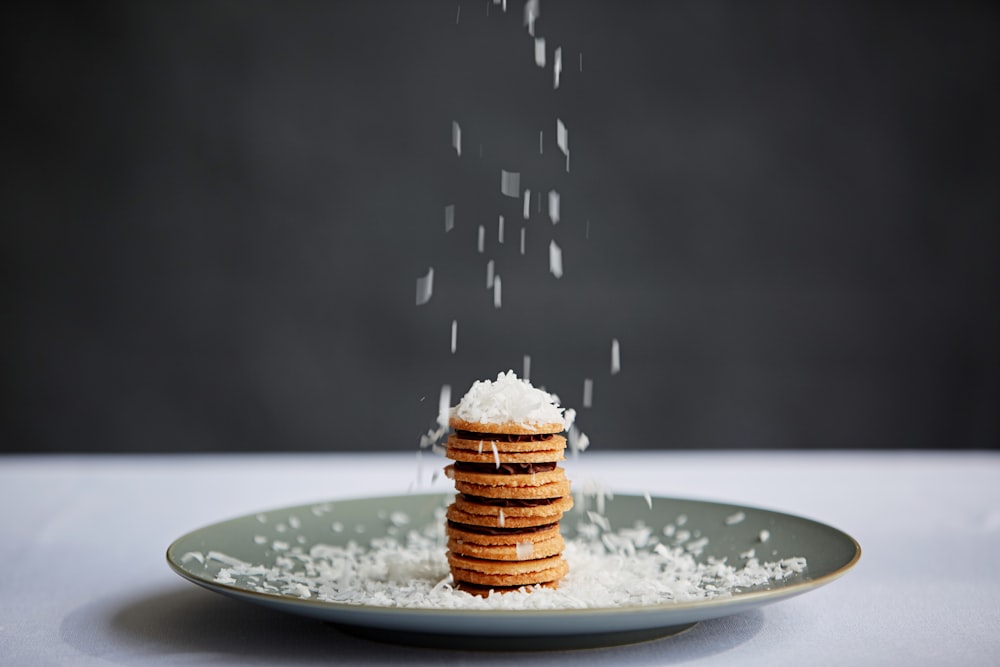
(167, 493, 859, 650)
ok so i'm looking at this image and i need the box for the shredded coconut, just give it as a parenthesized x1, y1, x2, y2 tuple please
(451, 370, 568, 427)
(197, 510, 808, 610)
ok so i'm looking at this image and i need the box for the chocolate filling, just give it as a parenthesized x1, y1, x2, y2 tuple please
(455, 430, 556, 442)
(454, 461, 558, 475)
(460, 494, 559, 507)
(448, 520, 556, 535)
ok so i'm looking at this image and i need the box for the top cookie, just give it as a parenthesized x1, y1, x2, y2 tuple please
(449, 370, 574, 435)
(449, 417, 564, 436)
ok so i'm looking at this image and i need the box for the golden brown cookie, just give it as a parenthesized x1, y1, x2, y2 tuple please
(449, 416, 565, 436)
(447, 433, 567, 455)
(454, 580, 560, 596)
(447, 534, 565, 561)
(447, 503, 562, 529)
(453, 479, 570, 499)
(445, 465, 566, 487)
(453, 493, 573, 518)
(446, 520, 562, 546)
(445, 445, 565, 464)
(447, 552, 569, 587)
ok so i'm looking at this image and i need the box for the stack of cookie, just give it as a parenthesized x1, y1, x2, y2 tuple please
(444, 415, 573, 595)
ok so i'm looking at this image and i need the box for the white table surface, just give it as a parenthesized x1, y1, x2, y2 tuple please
(2, 451, 998, 666)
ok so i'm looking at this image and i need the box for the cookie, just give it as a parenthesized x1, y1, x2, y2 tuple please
(447, 552, 570, 587)
(447, 534, 565, 561)
(453, 493, 573, 518)
(453, 477, 570, 498)
(446, 503, 561, 529)
(445, 444, 565, 464)
(445, 464, 566, 488)
(446, 520, 562, 545)
(447, 432, 567, 454)
(449, 416, 565, 436)
(454, 580, 560, 597)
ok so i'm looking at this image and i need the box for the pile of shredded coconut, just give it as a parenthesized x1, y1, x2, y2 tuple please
(184, 504, 807, 610)
(451, 370, 574, 429)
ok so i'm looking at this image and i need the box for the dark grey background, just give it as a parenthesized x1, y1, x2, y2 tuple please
(3, 1, 998, 453)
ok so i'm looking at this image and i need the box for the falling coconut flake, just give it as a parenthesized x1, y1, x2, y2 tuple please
(520, 226, 526, 255)
(534, 38, 546, 67)
(500, 169, 520, 198)
(549, 240, 563, 278)
(452, 120, 461, 156)
(523, 189, 531, 219)
(539, 130, 544, 155)
(583, 378, 593, 408)
(557, 118, 569, 156)
(579, 51, 583, 72)
(477, 225, 485, 253)
(444, 204, 455, 232)
(486, 259, 495, 288)
(548, 190, 560, 224)
(554, 46, 562, 89)
(437, 384, 451, 427)
(498, 215, 505, 243)
(523, 354, 531, 382)
(450, 320, 458, 354)
(415, 267, 434, 306)
(611, 338, 621, 375)
(493, 275, 502, 308)
(524, 0, 539, 36)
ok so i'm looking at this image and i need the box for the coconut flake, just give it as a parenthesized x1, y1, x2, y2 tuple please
(643, 491, 653, 510)
(582, 378, 593, 408)
(548, 190, 560, 224)
(523, 188, 531, 220)
(498, 508, 506, 527)
(611, 338, 621, 375)
(759, 530, 771, 543)
(554, 46, 562, 89)
(522, 355, 531, 382)
(725, 511, 746, 526)
(491, 441, 500, 468)
(539, 130, 543, 155)
(520, 227, 526, 255)
(534, 38, 546, 67)
(549, 240, 563, 278)
(486, 259, 495, 289)
(451, 120, 461, 155)
(493, 275, 502, 309)
(437, 385, 451, 428)
(557, 118, 569, 156)
(450, 319, 458, 354)
(444, 204, 455, 232)
(516, 541, 535, 559)
(498, 215, 505, 243)
(500, 169, 520, 198)
(523, 0, 539, 35)
(415, 267, 434, 306)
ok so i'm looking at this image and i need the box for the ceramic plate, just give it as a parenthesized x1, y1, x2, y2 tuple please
(167, 492, 859, 650)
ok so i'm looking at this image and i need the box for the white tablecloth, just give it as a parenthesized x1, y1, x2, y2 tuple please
(2, 451, 998, 666)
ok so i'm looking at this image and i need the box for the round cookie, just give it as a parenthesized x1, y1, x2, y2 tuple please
(447, 433, 567, 455)
(449, 416, 565, 436)
(454, 580, 559, 597)
(445, 445, 565, 464)
(445, 465, 566, 487)
(447, 503, 561, 529)
(447, 534, 565, 561)
(453, 478, 570, 500)
(447, 553, 570, 587)
(446, 521, 562, 546)
(454, 493, 573, 518)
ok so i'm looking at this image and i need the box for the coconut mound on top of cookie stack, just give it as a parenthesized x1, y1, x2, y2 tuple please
(444, 370, 576, 595)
